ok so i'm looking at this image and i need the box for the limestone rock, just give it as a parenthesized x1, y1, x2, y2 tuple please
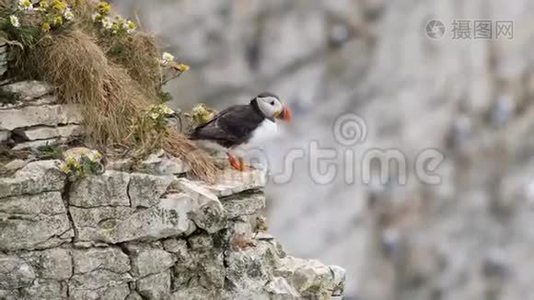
(72, 247, 130, 274)
(172, 238, 226, 291)
(225, 245, 275, 292)
(202, 169, 266, 197)
(329, 265, 346, 296)
(275, 256, 343, 297)
(0, 192, 73, 251)
(171, 288, 224, 300)
(69, 193, 195, 244)
(126, 291, 143, 300)
(1, 81, 53, 101)
(221, 192, 266, 219)
(187, 233, 214, 251)
(140, 150, 191, 175)
(20, 280, 67, 299)
(264, 277, 300, 298)
(69, 171, 130, 208)
(162, 238, 188, 255)
(128, 173, 174, 208)
(11, 138, 60, 151)
(137, 270, 171, 299)
(0, 131, 9, 143)
(18, 124, 83, 141)
(176, 179, 226, 233)
(231, 218, 254, 232)
(0, 255, 35, 290)
(70, 247, 132, 299)
(0, 104, 82, 131)
(2, 159, 27, 173)
(69, 283, 130, 300)
(0, 160, 65, 198)
(0, 95, 58, 110)
(126, 244, 176, 277)
(20, 248, 72, 280)
(106, 158, 134, 171)
(0, 289, 19, 300)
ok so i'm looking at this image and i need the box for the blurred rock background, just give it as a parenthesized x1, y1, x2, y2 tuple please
(116, 0, 534, 299)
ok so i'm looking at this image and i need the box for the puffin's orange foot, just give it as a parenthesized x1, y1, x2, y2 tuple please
(238, 157, 249, 172)
(228, 154, 241, 170)
(227, 154, 248, 172)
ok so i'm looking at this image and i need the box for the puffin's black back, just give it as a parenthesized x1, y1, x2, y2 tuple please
(189, 102, 265, 148)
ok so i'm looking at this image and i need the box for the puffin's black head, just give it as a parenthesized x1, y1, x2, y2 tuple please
(250, 92, 292, 122)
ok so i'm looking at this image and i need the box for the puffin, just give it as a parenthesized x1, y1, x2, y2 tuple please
(189, 92, 292, 171)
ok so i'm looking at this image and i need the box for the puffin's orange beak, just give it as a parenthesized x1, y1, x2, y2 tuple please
(277, 106, 292, 122)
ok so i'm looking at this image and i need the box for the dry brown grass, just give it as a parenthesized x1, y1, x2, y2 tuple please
(163, 130, 219, 181)
(101, 32, 162, 98)
(66, 0, 162, 98)
(0, 0, 13, 12)
(14, 30, 147, 145)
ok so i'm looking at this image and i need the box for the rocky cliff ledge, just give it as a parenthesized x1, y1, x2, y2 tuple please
(0, 79, 345, 299)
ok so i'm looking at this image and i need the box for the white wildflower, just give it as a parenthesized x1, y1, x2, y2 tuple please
(18, 0, 33, 11)
(91, 12, 100, 22)
(125, 20, 136, 34)
(101, 16, 113, 29)
(9, 15, 20, 28)
(161, 105, 174, 115)
(85, 150, 102, 162)
(161, 52, 174, 65)
(63, 8, 74, 21)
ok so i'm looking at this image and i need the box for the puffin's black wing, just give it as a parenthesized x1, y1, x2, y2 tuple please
(189, 104, 264, 148)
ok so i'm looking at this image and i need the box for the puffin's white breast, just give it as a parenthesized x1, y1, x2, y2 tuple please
(249, 119, 279, 145)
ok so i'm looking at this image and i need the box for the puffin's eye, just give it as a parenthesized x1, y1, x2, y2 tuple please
(269, 100, 275, 105)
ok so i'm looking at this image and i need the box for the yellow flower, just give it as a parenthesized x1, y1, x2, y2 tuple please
(97, 1, 111, 15)
(177, 63, 190, 72)
(53, 15, 63, 26)
(60, 164, 71, 174)
(18, 0, 33, 11)
(9, 15, 20, 28)
(51, 0, 67, 13)
(41, 22, 51, 32)
(39, 0, 49, 9)
(61, 156, 81, 175)
(192, 104, 217, 124)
